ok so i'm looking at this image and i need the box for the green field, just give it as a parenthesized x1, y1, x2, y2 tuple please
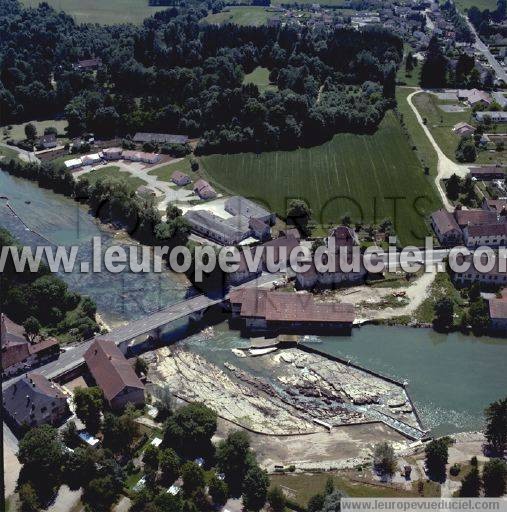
(271, 0, 349, 4)
(396, 45, 421, 88)
(0, 145, 21, 163)
(243, 67, 277, 93)
(20, 0, 166, 24)
(148, 157, 192, 182)
(454, 0, 496, 11)
(200, 111, 441, 246)
(81, 166, 147, 191)
(203, 6, 273, 26)
(1, 119, 68, 142)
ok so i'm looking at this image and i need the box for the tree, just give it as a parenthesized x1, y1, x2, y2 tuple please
(216, 430, 256, 496)
(73, 386, 104, 435)
(153, 384, 174, 421)
(267, 486, 286, 512)
(420, 37, 448, 88)
(373, 442, 396, 478)
(456, 137, 477, 163)
(102, 405, 139, 454)
(19, 483, 40, 512)
(23, 316, 41, 342)
(64, 446, 98, 490)
(485, 397, 507, 454)
(321, 490, 347, 512)
(181, 461, 205, 496)
(425, 438, 449, 482)
(286, 199, 312, 237)
(405, 52, 414, 74)
(159, 447, 180, 485)
(209, 474, 229, 506)
(469, 282, 481, 301)
(83, 475, 122, 512)
(143, 445, 160, 472)
(61, 419, 79, 449)
(242, 465, 269, 512)
(24, 122, 37, 141)
(166, 204, 183, 221)
(445, 174, 461, 201)
(483, 458, 507, 497)
(433, 298, 454, 331)
(468, 298, 490, 335)
(459, 466, 481, 497)
(163, 403, 217, 457)
(135, 356, 148, 377)
(325, 476, 335, 495)
(308, 493, 325, 512)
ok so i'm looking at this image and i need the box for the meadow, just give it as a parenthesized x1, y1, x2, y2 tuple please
(148, 157, 193, 182)
(243, 67, 278, 93)
(20, 0, 166, 24)
(203, 6, 274, 26)
(454, 0, 496, 11)
(200, 111, 441, 246)
(1, 119, 68, 142)
(80, 166, 147, 191)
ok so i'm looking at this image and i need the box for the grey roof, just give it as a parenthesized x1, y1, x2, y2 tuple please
(133, 133, 188, 144)
(225, 196, 271, 220)
(3, 373, 68, 428)
(184, 210, 250, 244)
(223, 215, 251, 233)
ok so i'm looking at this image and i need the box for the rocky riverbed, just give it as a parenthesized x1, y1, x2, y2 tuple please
(147, 345, 422, 437)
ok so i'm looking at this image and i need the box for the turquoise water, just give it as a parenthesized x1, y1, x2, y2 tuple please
(1, 170, 506, 435)
(0, 171, 188, 326)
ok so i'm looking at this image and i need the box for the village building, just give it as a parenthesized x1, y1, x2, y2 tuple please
(430, 209, 463, 246)
(483, 198, 507, 214)
(452, 122, 476, 137)
(171, 171, 191, 186)
(102, 147, 123, 161)
(84, 339, 145, 410)
(327, 225, 359, 250)
(454, 208, 499, 228)
(492, 91, 507, 108)
(463, 222, 507, 248)
(226, 248, 263, 286)
(469, 165, 506, 180)
(453, 254, 507, 287)
(122, 150, 161, 164)
(74, 57, 102, 71)
(81, 153, 101, 166)
(489, 289, 507, 332)
(457, 89, 492, 107)
(229, 289, 355, 334)
(193, 179, 217, 200)
(224, 196, 275, 225)
(184, 210, 251, 245)
(36, 133, 57, 150)
(475, 111, 507, 123)
(1, 314, 60, 378)
(249, 217, 271, 242)
(136, 185, 156, 198)
(3, 373, 69, 433)
(261, 234, 300, 270)
(64, 158, 83, 170)
(133, 133, 188, 144)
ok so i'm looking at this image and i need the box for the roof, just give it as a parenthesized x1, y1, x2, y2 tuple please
(38, 133, 57, 144)
(77, 58, 102, 68)
(459, 89, 491, 104)
(184, 210, 248, 242)
(230, 289, 355, 324)
(171, 171, 190, 183)
(3, 373, 67, 427)
(489, 289, 507, 319)
(485, 199, 507, 213)
(453, 122, 475, 132)
(466, 222, 507, 237)
(194, 179, 215, 193)
(455, 253, 507, 278)
(133, 133, 188, 144)
(64, 158, 82, 168)
(454, 209, 498, 227)
(102, 147, 122, 154)
(225, 196, 271, 220)
(431, 208, 461, 234)
(328, 226, 358, 248)
(84, 340, 144, 402)
(469, 165, 505, 176)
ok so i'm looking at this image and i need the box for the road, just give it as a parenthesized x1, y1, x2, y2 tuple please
(465, 17, 507, 84)
(406, 89, 469, 211)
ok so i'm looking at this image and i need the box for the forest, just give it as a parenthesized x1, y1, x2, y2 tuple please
(0, 0, 402, 153)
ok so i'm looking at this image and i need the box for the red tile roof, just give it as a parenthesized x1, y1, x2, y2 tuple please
(489, 290, 507, 320)
(454, 209, 498, 227)
(431, 209, 460, 234)
(84, 340, 144, 402)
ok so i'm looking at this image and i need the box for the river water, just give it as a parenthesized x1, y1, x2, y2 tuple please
(1, 170, 506, 436)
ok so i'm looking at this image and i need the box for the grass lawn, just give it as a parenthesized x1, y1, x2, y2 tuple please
(454, 0, 496, 11)
(1, 119, 68, 141)
(270, 472, 439, 507)
(243, 66, 278, 93)
(81, 166, 147, 191)
(0, 145, 21, 163)
(271, 0, 349, 4)
(414, 270, 465, 324)
(396, 88, 439, 176)
(148, 157, 192, 182)
(200, 111, 441, 246)
(412, 92, 473, 162)
(396, 46, 421, 88)
(203, 6, 273, 26)
(20, 0, 166, 24)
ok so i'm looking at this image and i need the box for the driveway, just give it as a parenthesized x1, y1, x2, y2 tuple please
(3, 423, 21, 499)
(406, 90, 469, 211)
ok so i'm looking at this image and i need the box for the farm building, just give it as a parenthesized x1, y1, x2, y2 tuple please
(457, 89, 491, 107)
(3, 373, 69, 433)
(489, 289, 507, 332)
(224, 196, 275, 225)
(81, 153, 101, 166)
(430, 209, 463, 246)
(102, 147, 123, 161)
(84, 339, 145, 410)
(64, 158, 83, 170)
(475, 111, 507, 123)
(453, 254, 507, 287)
(452, 122, 476, 137)
(463, 222, 507, 248)
(183, 210, 251, 245)
(228, 289, 355, 334)
(36, 133, 57, 150)
(133, 133, 188, 144)
(469, 165, 505, 180)
(193, 179, 217, 199)
(172, 171, 191, 186)
(74, 57, 102, 71)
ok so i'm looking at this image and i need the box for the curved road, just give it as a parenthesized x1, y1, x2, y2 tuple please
(406, 90, 469, 211)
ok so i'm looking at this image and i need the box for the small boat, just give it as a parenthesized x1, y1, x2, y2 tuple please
(248, 346, 278, 357)
(0, 195, 8, 199)
(25, 200, 31, 204)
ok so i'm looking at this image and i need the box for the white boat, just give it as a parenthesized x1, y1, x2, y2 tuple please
(248, 346, 278, 357)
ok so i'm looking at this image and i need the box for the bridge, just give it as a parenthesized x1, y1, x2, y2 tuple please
(1, 272, 283, 386)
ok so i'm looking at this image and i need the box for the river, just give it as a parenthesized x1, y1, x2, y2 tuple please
(1, 170, 506, 436)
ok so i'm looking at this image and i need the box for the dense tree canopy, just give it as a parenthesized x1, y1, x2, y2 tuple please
(0, 0, 401, 153)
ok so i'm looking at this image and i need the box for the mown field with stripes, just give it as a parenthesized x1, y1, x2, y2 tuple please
(200, 112, 441, 246)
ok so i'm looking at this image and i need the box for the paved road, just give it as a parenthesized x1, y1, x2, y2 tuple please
(465, 18, 507, 84)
